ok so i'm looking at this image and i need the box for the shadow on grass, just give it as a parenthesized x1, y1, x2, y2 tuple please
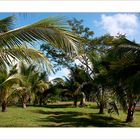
(31, 109, 129, 127)
(88, 105, 99, 109)
(46, 104, 73, 109)
(29, 104, 73, 109)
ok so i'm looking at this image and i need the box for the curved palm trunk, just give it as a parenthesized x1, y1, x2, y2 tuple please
(74, 82, 87, 107)
(74, 95, 78, 107)
(1, 99, 8, 112)
(22, 93, 30, 109)
(80, 92, 86, 106)
(22, 102, 27, 109)
(99, 102, 104, 114)
(126, 100, 136, 122)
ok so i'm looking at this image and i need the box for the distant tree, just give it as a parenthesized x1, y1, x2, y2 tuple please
(40, 18, 94, 73)
(30, 71, 49, 106)
(16, 62, 46, 108)
(43, 78, 65, 103)
(93, 35, 140, 122)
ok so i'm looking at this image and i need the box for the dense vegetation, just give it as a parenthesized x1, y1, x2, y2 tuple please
(0, 15, 140, 126)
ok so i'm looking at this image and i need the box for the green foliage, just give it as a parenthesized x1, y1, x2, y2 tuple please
(0, 15, 140, 123)
(0, 15, 82, 110)
(68, 18, 94, 40)
(0, 65, 20, 106)
(16, 62, 49, 105)
(0, 16, 15, 33)
(0, 16, 80, 53)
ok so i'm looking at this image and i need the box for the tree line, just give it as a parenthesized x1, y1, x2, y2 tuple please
(0, 16, 139, 124)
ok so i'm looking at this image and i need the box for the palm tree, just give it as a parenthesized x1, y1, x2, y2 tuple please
(0, 15, 80, 110)
(62, 66, 90, 107)
(31, 71, 49, 106)
(35, 77, 66, 104)
(0, 65, 20, 112)
(16, 62, 38, 108)
(97, 35, 140, 122)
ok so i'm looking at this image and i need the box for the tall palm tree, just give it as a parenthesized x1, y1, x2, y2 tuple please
(97, 35, 140, 122)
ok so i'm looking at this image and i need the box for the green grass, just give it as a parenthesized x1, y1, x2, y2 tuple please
(0, 102, 140, 127)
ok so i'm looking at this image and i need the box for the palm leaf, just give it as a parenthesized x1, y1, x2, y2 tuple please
(0, 16, 15, 33)
(0, 16, 80, 54)
(0, 45, 52, 73)
(0, 73, 21, 88)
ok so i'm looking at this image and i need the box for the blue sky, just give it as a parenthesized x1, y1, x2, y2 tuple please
(1, 12, 140, 41)
(1, 13, 140, 80)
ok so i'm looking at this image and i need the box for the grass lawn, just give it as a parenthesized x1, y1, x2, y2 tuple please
(0, 102, 140, 127)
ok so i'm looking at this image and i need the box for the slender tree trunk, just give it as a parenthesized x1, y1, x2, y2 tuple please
(98, 86, 105, 114)
(126, 101, 136, 122)
(74, 95, 78, 107)
(39, 98, 43, 106)
(80, 98, 86, 106)
(80, 92, 86, 106)
(22, 93, 29, 109)
(99, 102, 104, 114)
(74, 100, 77, 107)
(22, 102, 27, 109)
(1, 99, 8, 112)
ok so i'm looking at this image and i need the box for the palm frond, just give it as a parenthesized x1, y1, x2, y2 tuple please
(0, 74, 21, 88)
(0, 17, 80, 54)
(0, 16, 15, 33)
(0, 45, 52, 73)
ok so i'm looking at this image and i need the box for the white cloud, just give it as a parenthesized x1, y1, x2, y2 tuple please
(97, 14, 139, 36)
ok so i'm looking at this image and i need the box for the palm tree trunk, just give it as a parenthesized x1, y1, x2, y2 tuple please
(1, 99, 8, 112)
(74, 95, 78, 107)
(97, 86, 105, 114)
(39, 98, 43, 106)
(80, 92, 86, 106)
(22, 93, 29, 109)
(80, 98, 86, 106)
(99, 103, 104, 114)
(22, 102, 27, 109)
(126, 101, 136, 122)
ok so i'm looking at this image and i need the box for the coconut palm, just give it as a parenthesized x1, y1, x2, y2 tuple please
(0, 65, 20, 112)
(97, 35, 140, 122)
(31, 71, 49, 106)
(0, 44, 54, 111)
(0, 15, 80, 110)
(15, 62, 38, 108)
